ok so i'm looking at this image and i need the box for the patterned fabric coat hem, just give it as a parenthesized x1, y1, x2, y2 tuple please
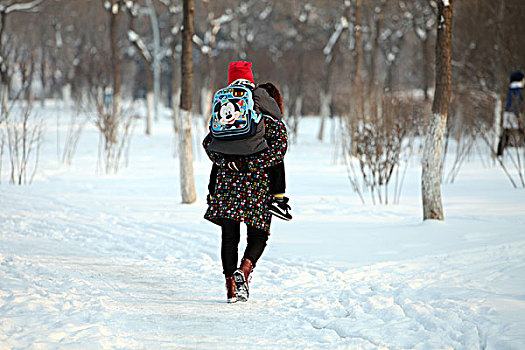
(203, 115, 288, 233)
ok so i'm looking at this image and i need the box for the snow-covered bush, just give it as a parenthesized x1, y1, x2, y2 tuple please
(341, 90, 423, 204)
(1, 101, 44, 185)
(89, 89, 134, 175)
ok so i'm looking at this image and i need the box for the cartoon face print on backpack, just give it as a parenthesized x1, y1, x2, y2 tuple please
(215, 99, 246, 129)
(218, 100, 240, 125)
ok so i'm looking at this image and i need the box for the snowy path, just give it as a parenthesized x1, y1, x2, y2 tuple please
(2, 190, 524, 349)
(1, 115, 525, 349)
(2, 184, 524, 349)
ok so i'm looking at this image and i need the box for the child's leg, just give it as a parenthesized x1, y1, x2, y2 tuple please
(266, 162, 286, 195)
(267, 162, 292, 220)
(208, 163, 219, 194)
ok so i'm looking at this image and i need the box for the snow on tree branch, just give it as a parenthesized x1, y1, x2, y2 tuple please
(211, 12, 234, 27)
(102, 0, 124, 14)
(259, 5, 272, 20)
(128, 30, 152, 62)
(1, 0, 43, 14)
(192, 34, 209, 55)
(323, 16, 348, 56)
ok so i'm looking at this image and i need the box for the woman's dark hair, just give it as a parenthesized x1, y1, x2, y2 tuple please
(259, 82, 283, 114)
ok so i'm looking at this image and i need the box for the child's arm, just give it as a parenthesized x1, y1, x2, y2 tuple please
(244, 117, 287, 171)
(202, 133, 228, 167)
(203, 134, 251, 172)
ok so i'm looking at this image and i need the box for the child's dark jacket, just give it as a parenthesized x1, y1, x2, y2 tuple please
(205, 87, 282, 156)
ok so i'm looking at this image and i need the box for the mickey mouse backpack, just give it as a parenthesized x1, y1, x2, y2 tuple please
(209, 79, 262, 141)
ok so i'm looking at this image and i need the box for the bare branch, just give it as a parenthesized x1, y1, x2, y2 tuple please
(1, 0, 44, 14)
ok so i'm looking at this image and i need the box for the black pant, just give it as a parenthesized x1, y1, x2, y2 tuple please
(208, 162, 286, 195)
(221, 219, 269, 276)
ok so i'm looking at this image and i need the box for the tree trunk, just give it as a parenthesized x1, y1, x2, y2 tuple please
(318, 87, 331, 141)
(421, 0, 454, 221)
(317, 9, 349, 141)
(146, 65, 154, 135)
(201, 54, 216, 130)
(146, 0, 161, 122)
(170, 5, 180, 132)
(40, 46, 47, 105)
(110, 1, 122, 132)
(178, 0, 196, 204)
(422, 35, 431, 101)
(491, 93, 502, 160)
(318, 48, 337, 141)
(0, 11, 9, 115)
(1, 79, 9, 114)
(385, 63, 393, 93)
(353, 0, 363, 90)
(368, 1, 385, 94)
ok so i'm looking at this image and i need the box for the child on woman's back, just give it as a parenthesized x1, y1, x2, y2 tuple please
(206, 61, 292, 221)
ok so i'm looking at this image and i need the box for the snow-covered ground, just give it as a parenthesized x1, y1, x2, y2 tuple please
(1, 104, 524, 349)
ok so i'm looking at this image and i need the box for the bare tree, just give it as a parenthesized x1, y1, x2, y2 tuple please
(3, 103, 44, 185)
(342, 98, 414, 205)
(178, 0, 196, 204)
(0, 0, 43, 113)
(1, 51, 44, 185)
(318, 2, 350, 141)
(352, 0, 363, 90)
(61, 99, 88, 166)
(402, 0, 436, 101)
(193, 5, 233, 125)
(286, 4, 313, 143)
(158, 0, 182, 135)
(261, 2, 313, 143)
(127, 2, 155, 135)
(377, 5, 411, 94)
(421, 0, 454, 221)
(365, 0, 386, 94)
(106, 0, 123, 125)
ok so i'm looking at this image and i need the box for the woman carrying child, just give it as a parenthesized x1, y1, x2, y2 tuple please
(202, 61, 290, 303)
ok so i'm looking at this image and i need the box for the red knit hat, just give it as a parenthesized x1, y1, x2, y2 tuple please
(228, 61, 255, 85)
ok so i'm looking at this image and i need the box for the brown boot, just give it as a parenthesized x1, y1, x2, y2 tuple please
(225, 276, 237, 303)
(233, 258, 253, 302)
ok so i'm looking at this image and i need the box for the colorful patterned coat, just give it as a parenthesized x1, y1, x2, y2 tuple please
(203, 115, 288, 233)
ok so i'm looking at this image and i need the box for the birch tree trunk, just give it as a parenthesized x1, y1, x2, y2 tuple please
(169, 3, 181, 132)
(146, 0, 160, 122)
(421, 0, 454, 221)
(492, 94, 502, 160)
(318, 13, 348, 141)
(110, 1, 122, 132)
(146, 66, 154, 135)
(318, 86, 331, 141)
(0, 11, 9, 115)
(178, 0, 196, 204)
